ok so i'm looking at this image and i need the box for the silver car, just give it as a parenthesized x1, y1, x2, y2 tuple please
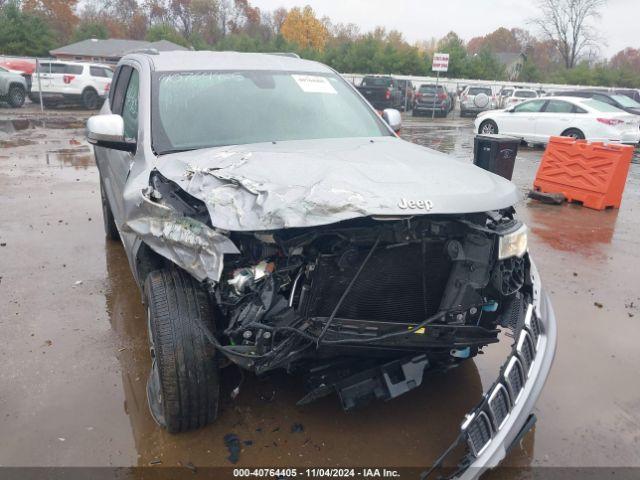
(460, 85, 496, 117)
(87, 51, 555, 478)
(0, 65, 27, 108)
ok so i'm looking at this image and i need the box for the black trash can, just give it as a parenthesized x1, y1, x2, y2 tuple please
(473, 134, 520, 180)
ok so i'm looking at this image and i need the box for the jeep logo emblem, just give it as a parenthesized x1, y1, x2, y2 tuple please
(398, 198, 433, 211)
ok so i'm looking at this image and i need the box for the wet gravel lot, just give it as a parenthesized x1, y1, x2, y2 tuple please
(1, 105, 639, 475)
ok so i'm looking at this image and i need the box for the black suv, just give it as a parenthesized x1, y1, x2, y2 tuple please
(551, 90, 640, 115)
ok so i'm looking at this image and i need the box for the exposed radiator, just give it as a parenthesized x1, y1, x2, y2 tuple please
(303, 242, 452, 323)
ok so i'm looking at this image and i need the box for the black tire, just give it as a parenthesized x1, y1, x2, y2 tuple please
(82, 88, 99, 109)
(7, 85, 25, 108)
(412, 109, 419, 117)
(144, 268, 220, 433)
(460, 110, 467, 117)
(479, 119, 499, 135)
(561, 128, 585, 140)
(100, 181, 120, 241)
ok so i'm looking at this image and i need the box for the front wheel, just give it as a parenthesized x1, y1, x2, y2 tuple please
(7, 85, 25, 108)
(144, 268, 221, 433)
(479, 119, 499, 135)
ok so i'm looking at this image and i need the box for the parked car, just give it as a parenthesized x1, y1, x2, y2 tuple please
(412, 83, 453, 117)
(396, 79, 415, 111)
(0, 66, 28, 108)
(0, 59, 35, 92)
(356, 75, 403, 110)
(29, 61, 112, 109)
(475, 96, 640, 144)
(502, 88, 538, 108)
(459, 85, 496, 116)
(548, 90, 640, 115)
(498, 87, 514, 108)
(611, 88, 640, 103)
(87, 51, 555, 477)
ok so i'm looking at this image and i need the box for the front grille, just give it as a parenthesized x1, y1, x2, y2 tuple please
(517, 330, 535, 374)
(463, 306, 543, 460)
(304, 242, 451, 323)
(488, 384, 511, 430)
(525, 306, 542, 347)
(466, 411, 493, 456)
(504, 357, 525, 404)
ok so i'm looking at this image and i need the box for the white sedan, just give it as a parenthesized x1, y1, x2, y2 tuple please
(474, 96, 640, 145)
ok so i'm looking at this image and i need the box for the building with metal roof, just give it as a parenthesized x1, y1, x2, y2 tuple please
(50, 38, 188, 64)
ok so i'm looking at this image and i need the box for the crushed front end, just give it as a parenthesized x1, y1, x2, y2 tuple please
(135, 172, 556, 478)
(206, 208, 546, 411)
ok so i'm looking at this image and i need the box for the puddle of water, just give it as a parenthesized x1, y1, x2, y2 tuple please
(46, 148, 92, 169)
(0, 138, 36, 148)
(0, 117, 85, 134)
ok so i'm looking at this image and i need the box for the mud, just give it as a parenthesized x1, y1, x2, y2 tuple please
(0, 110, 639, 472)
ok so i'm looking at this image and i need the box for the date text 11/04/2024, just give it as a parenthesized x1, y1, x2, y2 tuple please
(233, 468, 401, 477)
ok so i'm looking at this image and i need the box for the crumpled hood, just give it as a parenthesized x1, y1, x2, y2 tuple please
(156, 136, 520, 231)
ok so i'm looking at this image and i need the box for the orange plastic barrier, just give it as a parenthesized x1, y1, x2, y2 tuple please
(533, 136, 634, 210)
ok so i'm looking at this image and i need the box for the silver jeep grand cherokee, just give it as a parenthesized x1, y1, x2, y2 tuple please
(87, 51, 555, 478)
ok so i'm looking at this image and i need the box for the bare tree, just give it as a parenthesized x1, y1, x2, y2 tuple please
(532, 0, 606, 68)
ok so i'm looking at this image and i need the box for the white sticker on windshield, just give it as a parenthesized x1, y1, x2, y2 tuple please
(292, 74, 337, 94)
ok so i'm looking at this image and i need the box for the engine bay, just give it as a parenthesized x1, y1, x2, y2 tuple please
(210, 212, 531, 385)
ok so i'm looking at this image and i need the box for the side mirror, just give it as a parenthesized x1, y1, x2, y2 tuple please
(382, 108, 402, 133)
(86, 114, 135, 152)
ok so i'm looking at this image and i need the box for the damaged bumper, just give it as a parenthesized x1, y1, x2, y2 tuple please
(426, 264, 556, 479)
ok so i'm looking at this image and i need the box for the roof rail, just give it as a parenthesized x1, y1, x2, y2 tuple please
(128, 48, 159, 55)
(267, 52, 301, 59)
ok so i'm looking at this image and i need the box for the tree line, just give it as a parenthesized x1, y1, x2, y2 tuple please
(1, 0, 639, 88)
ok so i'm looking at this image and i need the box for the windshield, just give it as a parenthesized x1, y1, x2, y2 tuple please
(612, 94, 640, 108)
(582, 99, 625, 112)
(152, 71, 390, 154)
(362, 77, 392, 87)
(515, 90, 537, 98)
(419, 85, 444, 93)
(468, 87, 492, 95)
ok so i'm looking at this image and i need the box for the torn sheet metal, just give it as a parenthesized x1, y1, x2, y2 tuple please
(123, 192, 239, 282)
(155, 136, 521, 232)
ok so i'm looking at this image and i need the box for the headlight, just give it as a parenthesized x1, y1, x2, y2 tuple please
(498, 224, 528, 260)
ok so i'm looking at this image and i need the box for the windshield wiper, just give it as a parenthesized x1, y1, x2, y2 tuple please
(158, 147, 197, 156)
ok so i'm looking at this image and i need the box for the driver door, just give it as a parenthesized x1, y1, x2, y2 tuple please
(502, 99, 547, 141)
(536, 100, 577, 141)
(95, 65, 139, 225)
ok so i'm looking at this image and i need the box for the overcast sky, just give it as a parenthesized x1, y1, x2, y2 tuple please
(251, 0, 637, 58)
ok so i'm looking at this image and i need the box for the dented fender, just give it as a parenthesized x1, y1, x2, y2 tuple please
(123, 190, 239, 282)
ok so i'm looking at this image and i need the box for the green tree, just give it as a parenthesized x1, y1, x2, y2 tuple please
(436, 32, 467, 77)
(519, 58, 543, 82)
(73, 21, 109, 42)
(145, 24, 190, 47)
(0, 2, 57, 56)
(463, 49, 505, 80)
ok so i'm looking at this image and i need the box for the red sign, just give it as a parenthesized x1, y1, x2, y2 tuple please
(432, 53, 449, 72)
